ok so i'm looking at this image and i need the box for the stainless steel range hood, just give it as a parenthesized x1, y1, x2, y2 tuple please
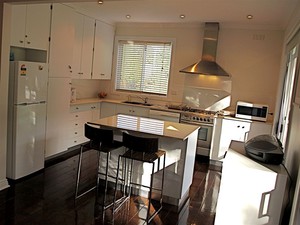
(180, 22, 230, 76)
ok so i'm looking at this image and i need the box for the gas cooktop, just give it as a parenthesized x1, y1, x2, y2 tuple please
(167, 104, 216, 115)
(167, 104, 217, 125)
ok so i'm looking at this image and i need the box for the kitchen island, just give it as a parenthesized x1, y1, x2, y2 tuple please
(88, 114, 200, 210)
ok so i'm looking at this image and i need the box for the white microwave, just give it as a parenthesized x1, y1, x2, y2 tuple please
(235, 101, 269, 122)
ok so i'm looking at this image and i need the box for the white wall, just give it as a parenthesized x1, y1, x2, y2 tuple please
(0, 3, 10, 190)
(277, 1, 300, 224)
(99, 23, 284, 114)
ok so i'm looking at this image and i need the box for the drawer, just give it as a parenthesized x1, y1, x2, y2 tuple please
(68, 126, 84, 138)
(70, 111, 91, 121)
(70, 120, 86, 130)
(70, 103, 100, 113)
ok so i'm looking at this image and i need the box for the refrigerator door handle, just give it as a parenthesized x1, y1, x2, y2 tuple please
(15, 101, 46, 106)
(16, 103, 29, 106)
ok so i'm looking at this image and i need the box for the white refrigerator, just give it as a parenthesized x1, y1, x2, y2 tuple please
(7, 61, 48, 180)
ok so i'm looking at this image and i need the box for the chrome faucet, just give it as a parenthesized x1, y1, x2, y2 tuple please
(136, 95, 148, 103)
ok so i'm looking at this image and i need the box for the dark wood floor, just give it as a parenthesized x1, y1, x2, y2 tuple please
(0, 149, 221, 225)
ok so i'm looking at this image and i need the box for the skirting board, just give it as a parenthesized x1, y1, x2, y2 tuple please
(0, 178, 9, 191)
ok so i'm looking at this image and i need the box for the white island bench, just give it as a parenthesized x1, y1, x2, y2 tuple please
(88, 114, 200, 210)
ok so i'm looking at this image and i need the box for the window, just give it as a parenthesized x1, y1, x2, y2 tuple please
(115, 40, 172, 95)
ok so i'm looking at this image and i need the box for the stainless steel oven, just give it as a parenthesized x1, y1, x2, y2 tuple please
(180, 112, 215, 156)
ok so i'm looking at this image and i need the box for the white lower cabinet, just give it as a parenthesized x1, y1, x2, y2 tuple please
(215, 142, 287, 225)
(115, 104, 149, 117)
(68, 103, 100, 147)
(210, 117, 272, 161)
(100, 102, 116, 118)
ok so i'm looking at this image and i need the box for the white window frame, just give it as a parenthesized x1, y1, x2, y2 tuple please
(112, 36, 175, 97)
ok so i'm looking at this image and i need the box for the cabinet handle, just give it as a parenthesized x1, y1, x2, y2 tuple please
(100, 73, 105, 76)
(242, 126, 245, 129)
(75, 132, 77, 134)
(75, 123, 78, 126)
(27, 41, 31, 44)
(19, 40, 24, 43)
(76, 107, 79, 109)
(75, 115, 78, 117)
(237, 125, 240, 128)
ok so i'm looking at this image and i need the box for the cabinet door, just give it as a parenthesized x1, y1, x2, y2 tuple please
(115, 104, 132, 115)
(25, 4, 51, 50)
(92, 20, 115, 79)
(49, 4, 75, 78)
(71, 12, 84, 79)
(10, 5, 26, 48)
(45, 78, 71, 158)
(90, 103, 100, 120)
(100, 102, 116, 118)
(80, 16, 95, 79)
(218, 119, 250, 159)
(131, 106, 149, 117)
(10, 4, 51, 50)
(72, 14, 94, 79)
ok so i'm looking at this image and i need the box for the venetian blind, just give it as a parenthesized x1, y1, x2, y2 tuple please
(115, 40, 172, 95)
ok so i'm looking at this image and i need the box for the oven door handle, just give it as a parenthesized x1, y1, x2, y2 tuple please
(180, 121, 214, 127)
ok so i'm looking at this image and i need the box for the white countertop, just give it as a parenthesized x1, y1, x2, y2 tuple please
(88, 114, 199, 140)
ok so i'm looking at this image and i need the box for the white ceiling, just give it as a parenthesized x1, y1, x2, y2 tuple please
(67, 0, 299, 29)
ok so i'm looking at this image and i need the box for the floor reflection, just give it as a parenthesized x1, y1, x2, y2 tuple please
(0, 150, 221, 225)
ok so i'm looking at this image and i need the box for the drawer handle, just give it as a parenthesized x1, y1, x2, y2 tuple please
(75, 132, 78, 134)
(75, 115, 78, 117)
(75, 123, 78, 126)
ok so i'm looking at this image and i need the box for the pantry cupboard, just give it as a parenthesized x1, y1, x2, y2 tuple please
(9, 2, 116, 157)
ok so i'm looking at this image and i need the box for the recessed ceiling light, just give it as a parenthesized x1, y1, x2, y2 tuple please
(98, 0, 103, 4)
(247, 14, 253, 20)
(126, 15, 131, 19)
(180, 14, 186, 19)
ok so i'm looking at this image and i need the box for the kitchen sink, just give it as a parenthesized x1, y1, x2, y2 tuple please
(122, 101, 153, 106)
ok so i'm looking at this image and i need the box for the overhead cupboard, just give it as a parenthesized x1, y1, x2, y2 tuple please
(71, 12, 95, 79)
(10, 4, 51, 50)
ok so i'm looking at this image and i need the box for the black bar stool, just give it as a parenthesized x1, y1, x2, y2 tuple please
(75, 123, 123, 211)
(113, 132, 166, 224)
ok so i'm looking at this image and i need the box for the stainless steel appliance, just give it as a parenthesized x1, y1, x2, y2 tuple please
(167, 105, 216, 156)
(235, 101, 269, 122)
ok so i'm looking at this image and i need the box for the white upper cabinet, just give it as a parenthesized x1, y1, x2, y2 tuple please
(10, 4, 51, 50)
(92, 20, 115, 79)
(48, 3, 75, 78)
(72, 13, 95, 79)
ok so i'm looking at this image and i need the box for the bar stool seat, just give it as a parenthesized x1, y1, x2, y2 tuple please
(75, 123, 123, 211)
(113, 132, 166, 224)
